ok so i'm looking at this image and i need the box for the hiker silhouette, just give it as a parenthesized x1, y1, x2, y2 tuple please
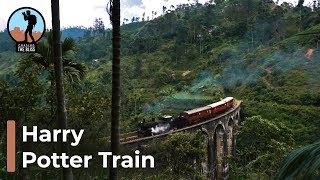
(22, 10, 37, 43)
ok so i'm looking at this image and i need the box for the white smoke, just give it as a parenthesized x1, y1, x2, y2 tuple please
(151, 123, 170, 134)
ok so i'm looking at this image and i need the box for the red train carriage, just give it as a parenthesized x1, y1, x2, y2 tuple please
(181, 106, 212, 122)
(207, 101, 227, 114)
(181, 97, 235, 123)
(222, 97, 234, 109)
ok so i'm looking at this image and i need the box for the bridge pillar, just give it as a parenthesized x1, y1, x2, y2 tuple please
(232, 124, 237, 157)
(208, 135, 215, 180)
(215, 126, 225, 180)
(233, 112, 240, 157)
(227, 120, 233, 156)
(223, 126, 229, 180)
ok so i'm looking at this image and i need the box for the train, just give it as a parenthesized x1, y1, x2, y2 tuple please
(138, 97, 234, 137)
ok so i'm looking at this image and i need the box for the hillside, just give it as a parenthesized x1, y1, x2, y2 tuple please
(0, 1, 320, 179)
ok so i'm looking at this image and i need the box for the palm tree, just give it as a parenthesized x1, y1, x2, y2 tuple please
(276, 141, 320, 179)
(107, 0, 121, 179)
(51, 0, 74, 179)
(19, 30, 84, 180)
(32, 31, 86, 83)
(30, 31, 86, 124)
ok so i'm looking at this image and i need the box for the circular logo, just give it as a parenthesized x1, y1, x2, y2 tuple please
(7, 7, 45, 43)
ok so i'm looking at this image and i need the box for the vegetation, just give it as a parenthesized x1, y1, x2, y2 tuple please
(0, 0, 320, 179)
(231, 116, 295, 178)
(276, 140, 320, 179)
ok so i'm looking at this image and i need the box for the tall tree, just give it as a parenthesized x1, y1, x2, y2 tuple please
(93, 18, 106, 35)
(51, 0, 73, 179)
(107, 0, 121, 179)
(30, 32, 86, 123)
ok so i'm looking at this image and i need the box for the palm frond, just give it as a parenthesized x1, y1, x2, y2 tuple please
(62, 37, 78, 53)
(63, 59, 87, 83)
(28, 53, 46, 67)
(276, 141, 320, 179)
(33, 39, 52, 67)
(23, 30, 86, 83)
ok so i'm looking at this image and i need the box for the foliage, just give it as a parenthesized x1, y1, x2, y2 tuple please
(147, 132, 206, 179)
(231, 116, 294, 178)
(31, 31, 87, 84)
(0, 57, 46, 123)
(93, 18, 105, 35)
(276, 141, 320, 179)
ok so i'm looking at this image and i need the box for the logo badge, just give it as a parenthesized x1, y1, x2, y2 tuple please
(7, 7, 46, 53)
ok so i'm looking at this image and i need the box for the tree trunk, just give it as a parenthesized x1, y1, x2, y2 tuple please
(51, 0, 73, 179)
(109, 0, 121, 179)
(21, 108, 30, 180)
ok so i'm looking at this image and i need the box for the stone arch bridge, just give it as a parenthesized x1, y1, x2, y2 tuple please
(120, 100, 241, 180)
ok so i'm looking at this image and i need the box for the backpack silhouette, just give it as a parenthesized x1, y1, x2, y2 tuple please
(29, 15, 37, 26)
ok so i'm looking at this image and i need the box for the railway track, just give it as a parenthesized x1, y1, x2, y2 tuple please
(119, 100, 241, 145)
(119, 131, 139, 143)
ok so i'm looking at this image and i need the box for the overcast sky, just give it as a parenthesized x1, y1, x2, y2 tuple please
(0, 0, 314, 31)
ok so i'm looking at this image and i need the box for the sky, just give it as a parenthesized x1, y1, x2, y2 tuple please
(0, 0, 316, 31)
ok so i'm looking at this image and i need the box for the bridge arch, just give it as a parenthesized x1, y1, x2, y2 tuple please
(213, 121, 225, 133)
(201, 127, 209, 136)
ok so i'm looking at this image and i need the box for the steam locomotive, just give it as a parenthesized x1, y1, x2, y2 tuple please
(138, 97, 234, 137)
